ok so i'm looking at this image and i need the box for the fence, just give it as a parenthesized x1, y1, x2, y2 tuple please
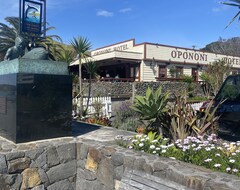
(189, 102, 204, 112)
(73, 96, 112, 118)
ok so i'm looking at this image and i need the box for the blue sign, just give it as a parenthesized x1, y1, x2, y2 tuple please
(22, 0, 42, 35)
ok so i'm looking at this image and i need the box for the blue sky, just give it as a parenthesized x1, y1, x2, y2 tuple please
(1, 0, 240, 50)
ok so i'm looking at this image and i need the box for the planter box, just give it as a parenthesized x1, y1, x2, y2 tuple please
(0, 59, 72, 143)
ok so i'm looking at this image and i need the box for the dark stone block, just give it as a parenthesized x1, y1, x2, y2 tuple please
(0, 73, 72, 143)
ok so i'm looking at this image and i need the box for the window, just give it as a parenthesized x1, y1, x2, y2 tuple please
(176, 67, 183, 78)
(192, 68, 198, 81)
(158, 65, 166, 79)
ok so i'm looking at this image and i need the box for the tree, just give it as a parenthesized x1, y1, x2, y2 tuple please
(70, 36, 92, 118)
(222, 0, 240, 28)
(0, 16, 62, 61)
(56, 46, 76, 64)
(200, 60, 232, 96)
(84, 60, 99, 113)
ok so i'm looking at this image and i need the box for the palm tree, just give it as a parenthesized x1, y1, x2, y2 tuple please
(0, 16, 62, 61)
(56, 46, 76, 64)
(70, 36, 92, 117)
(222, 0, 240, 28)
(0, 17, 19, 58)
(84, 60, 99, 113)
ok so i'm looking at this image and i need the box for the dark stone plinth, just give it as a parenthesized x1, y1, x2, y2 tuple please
(0, 72, 72, 143)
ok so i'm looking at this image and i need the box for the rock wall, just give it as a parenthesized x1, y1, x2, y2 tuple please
(83, 81, 204, 98)
(0, 138, 76, 190)
(0, 137, 239, 190)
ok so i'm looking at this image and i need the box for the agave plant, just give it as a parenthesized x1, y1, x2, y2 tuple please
(131, 86, 170, 135)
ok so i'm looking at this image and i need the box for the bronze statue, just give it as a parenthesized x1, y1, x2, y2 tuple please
(4, 36, 26, 61)
(4, 36, 49, 61)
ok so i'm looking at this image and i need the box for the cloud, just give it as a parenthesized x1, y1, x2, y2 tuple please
(97, 10, 113, 17)
(119, 8, 132, 13)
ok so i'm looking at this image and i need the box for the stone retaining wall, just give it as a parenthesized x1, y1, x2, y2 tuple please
(83, 81, 204, 98)
(0, 137, 239, 190)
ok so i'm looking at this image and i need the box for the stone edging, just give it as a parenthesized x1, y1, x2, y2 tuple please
(0, 137, 239, 190)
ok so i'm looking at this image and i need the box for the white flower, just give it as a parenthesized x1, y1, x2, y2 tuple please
(232, 153, 236, 156)
(207, 137, 213, 141)
(156, 147, 161, 151)
(153, 151, 157, 154)
(204, 158, 212, 162)
(132, 139, 137, 143)
(226, 167, 231, 172)
(168, 143, 174, 148)
(236, 150, 240, 153)
(191, 144, 196, 147)
(205, 147, 211, 151)
(169, 157, 176, 160)
(128, 146, 133, 149)
(152, 139, 158, 143)
(229, 159, 235, 163)
(217, 147, 222, 150)
(150, 145, 155, 149)
(161, 149, 166, 153)
(139, 143, 144, 147)
(160, 145, 167, 149)
(140, 138, 145, 142)
(163, 138, 169, 141)
(175, 139, 182, 144)
(214, 164, 221, 168)
(233, 168, 239, 173)
(215, 153, 220, 157)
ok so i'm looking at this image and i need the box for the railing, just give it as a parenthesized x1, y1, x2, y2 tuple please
(189, 102, 204, 112)
(155, 77, 206, 84)
(73, 96, 112, 118)
(82, 77, 135, 83)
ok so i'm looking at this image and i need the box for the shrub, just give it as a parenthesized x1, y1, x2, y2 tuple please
(112, 100, 141, 132)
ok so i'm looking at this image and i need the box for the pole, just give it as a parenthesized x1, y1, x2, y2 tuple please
(44, 0, 46, 38)
(19, 0, 22, 35)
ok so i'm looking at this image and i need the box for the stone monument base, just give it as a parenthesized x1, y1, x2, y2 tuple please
(0, 59, 72, 143)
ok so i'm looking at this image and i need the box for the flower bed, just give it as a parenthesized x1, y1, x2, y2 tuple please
(120, 132, 240, 176)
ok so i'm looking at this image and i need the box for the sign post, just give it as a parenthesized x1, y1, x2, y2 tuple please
(19, 0, 46, 38)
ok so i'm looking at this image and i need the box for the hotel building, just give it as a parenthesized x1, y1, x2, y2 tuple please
(70, 39, 240, 82)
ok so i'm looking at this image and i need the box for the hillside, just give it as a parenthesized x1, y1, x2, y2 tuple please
(201, 37, 240, 57)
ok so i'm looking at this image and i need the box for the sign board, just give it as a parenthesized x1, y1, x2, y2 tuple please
(20, 0, 46, 37)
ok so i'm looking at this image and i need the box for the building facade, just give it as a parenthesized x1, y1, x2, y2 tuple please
(70, 39, 240, 82)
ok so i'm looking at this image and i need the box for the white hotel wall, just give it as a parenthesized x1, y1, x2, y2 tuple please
(145, 44, 240, 69)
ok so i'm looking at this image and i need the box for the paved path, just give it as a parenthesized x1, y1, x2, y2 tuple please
(72, 121, 136, 142)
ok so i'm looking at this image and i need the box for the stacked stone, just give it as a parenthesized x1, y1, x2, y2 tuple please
(76, 140, 240, 190)
(0, 135, 240, 189)
(83, 81, 204, 99)
(0, 137, 76, 190)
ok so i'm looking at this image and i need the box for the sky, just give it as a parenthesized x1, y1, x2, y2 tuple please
(1, 0, 240, 50)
